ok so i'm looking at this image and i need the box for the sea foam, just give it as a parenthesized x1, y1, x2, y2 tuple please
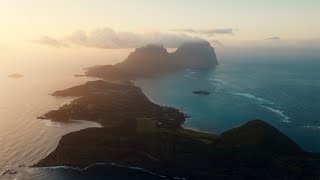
(208, 78, 228, 90)
(262, 106, 291, 123)
(231, 93, 274, 105)
(304, 125, 320, 130)
(231, 92, 290, 123)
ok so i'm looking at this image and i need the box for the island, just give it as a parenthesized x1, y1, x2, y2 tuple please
(34, 41, 320, 179)
(192, 90, 210, 95)
(83, 41, 218, 81)
(8, 73, 23, 79)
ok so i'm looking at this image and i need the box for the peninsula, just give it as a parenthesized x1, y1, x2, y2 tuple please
(35, 41, 320, 179)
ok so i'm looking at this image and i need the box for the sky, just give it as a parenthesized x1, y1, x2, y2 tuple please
(0, 0, 320, 49)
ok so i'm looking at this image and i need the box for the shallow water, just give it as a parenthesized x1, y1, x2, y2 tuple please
(0, 47, 130, 179)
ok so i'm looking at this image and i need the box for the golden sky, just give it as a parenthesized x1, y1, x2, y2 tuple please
(1, 0, 320, 48)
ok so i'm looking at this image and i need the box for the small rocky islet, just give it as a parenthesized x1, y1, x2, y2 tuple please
(192, 90, 210, 95)
(34, 41, 320, 179)
(8, 73, 24, 79)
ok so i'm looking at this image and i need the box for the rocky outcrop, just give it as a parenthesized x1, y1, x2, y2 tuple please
(192, 90, 210, 95)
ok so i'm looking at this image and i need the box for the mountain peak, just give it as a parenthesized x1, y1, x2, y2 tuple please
(173, 41, 218, 67)
(221, 119, 304, 155)
(135, 44, 168, 54)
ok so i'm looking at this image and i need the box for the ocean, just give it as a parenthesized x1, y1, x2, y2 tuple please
(0, 47, 130, 179)
(135, 54, 320, 153)
(1, 47, 320, 179)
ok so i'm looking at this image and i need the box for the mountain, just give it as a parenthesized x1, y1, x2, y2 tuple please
(173, 40, 218, 68)
(84, 41, 218, 80)
(116, 44, 174, 76)
(221, 120, 305, 155)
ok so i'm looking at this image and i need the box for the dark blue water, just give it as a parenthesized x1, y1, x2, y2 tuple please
(19, 54, 320, 179)
(135, 58, 320, 153)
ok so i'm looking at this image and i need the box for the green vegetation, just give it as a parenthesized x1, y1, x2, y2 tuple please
(41, 80, 186, 129)
(177, 128, 218, 144)
(136, 118, 158, 134)
(36, 80, 320, 179)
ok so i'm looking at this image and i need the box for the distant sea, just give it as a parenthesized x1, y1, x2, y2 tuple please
(1, 47, 320, 179)
(135, 54, 320, 153)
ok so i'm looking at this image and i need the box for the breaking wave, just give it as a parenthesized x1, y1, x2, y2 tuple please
(231, 93, 290, 123)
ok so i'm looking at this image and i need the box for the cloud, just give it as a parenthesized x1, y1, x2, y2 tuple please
(171, 28, 197, 33)
(264, 37, 280, 40)
(34, 27, 237, 49)
(171, 28, 234, 36)
(67, 27, 205, 48)
(33, 36, 68, 48)
(210, 39, 224, 47)
(199, 28, 234, 35)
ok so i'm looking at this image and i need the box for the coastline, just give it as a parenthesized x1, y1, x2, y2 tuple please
(32, 78, 320, 179)
(36, 162, 186, 179)
(31, 43, 320, 178)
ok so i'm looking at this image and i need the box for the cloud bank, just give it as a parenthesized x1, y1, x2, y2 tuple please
(210, 39, 224, 47)
(171, 28, 234, 36)
(264, 37, 280, 40)
(34, 27, 206, 49)
(68, 28, 206, 48)
(33, 27, 320, 50)
(33, 36, 68, 48)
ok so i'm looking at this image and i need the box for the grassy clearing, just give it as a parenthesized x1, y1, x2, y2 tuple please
(135, 118, 218, 144)
(177, 128, 219, 144)
(136, 118, 158, 134)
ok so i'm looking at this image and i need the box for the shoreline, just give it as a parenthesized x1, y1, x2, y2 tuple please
(42, 119, 103, 128)
(32, 78, 320, 179)
(30, 42, 320, 178)
(36, 162, 187, 180)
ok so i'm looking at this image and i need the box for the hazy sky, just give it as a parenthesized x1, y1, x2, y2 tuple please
(1, 0, 320, 48)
